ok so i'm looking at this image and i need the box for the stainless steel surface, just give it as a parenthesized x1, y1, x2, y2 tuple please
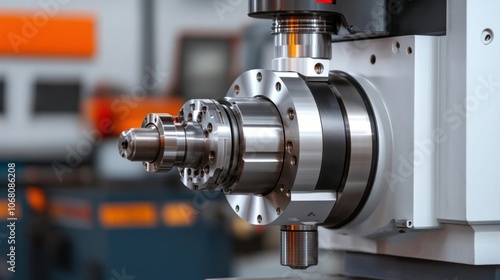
(119, 127, 160, 162)
(273, 16, 334, 59)
(118, 69, 377, 270)
(118, 69, 376, 229)
(271, 15, 334, 77)
(395, 219, 414, 229)
(272, 57, 330, 79)
(250, 5, 338, 77)
(224, 70, 333, 226)
(281, 224, 318, 269)
(178, 99, 234, 191)
(272, 16, 337, 34)
(275, 33, 331, 59)
(221, 97, 284, 195)
(155, 114, 188, 170)
(178, 97, 286, 193)
(325, 74, 375, 228)
(118, 113, 187, 172)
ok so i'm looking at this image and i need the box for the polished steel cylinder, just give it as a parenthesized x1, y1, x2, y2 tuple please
(118, 113, 187, 172)
(119, 127, 160, 162)
(273, 16, 334, 60)
(156, 114, 188, 170)
(119, 97, 285, 194)
(181, 122, 205, 168)
(272, 16, 336, 34)
(274, 33, 332, 59)
(222, 97, 284, 195)
(280, 225, 318, 269)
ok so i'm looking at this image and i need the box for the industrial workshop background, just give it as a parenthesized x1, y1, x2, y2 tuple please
(1, 0, 500, 280)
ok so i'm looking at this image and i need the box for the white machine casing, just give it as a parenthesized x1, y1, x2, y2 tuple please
(320, 0, 500, 266)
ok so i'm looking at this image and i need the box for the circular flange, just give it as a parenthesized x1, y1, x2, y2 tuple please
(224, 70, 333, 225)
(177, 99, 235, 191)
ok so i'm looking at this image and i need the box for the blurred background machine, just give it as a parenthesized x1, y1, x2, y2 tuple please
(119, 0, 500, 279)
(1, 0, 500, 279)
(0, 0, 277, 279)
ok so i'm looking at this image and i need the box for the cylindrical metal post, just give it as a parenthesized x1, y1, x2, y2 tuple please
(272, 16, 335, 60)
(280, 224, 318, 269)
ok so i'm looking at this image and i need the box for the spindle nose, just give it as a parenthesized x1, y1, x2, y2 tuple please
(118, 127, 161, 162)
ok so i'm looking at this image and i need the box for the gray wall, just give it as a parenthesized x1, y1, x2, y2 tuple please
(0, 0, 142, 159)
(154, 0, 251, 91)
(0, 0, 250, 160)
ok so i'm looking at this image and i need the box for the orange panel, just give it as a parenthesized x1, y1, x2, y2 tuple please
(0, 200, 8, 220)
(82, 96, 185, 137)
(26, 186, 47, 212)
(162, 203, 197, 227)
(0, 199, 22, 220)
(99, 202, 158, 229)
(0, 11, 95, 57)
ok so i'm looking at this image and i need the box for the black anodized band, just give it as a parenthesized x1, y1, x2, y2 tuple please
(306, 81, 348, 192)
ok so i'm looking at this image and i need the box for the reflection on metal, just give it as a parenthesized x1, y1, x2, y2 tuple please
(281, 224, 318, 269)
